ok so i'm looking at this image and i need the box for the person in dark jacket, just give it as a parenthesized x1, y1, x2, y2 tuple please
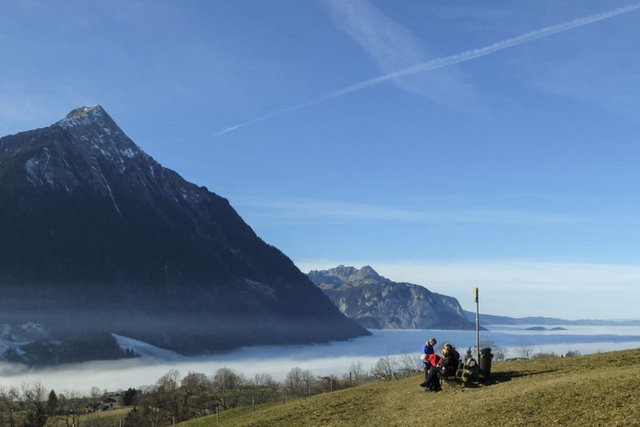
(440, 343, 461, 377)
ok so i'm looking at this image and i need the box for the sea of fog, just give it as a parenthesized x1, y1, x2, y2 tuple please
(1, 324, 639, 395)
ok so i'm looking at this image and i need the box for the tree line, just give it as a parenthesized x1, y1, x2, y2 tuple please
(0, 354, 421, 426)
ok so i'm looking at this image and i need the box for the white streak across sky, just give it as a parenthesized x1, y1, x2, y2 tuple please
(215, 2, 640, 137)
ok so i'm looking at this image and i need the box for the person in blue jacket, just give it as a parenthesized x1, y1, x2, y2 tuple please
(423, 337, 437, 356)
(419, 337, 437, 387)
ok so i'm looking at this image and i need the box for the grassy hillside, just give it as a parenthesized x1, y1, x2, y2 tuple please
(179, 348, 640, 426)
(47, 407, 131, 426)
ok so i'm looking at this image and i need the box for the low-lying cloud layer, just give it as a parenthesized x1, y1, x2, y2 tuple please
(1, 327, 639, 395)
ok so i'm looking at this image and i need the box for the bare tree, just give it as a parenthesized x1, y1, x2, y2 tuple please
(397, 353, 421, 375)
(21, 382, 48, 427)
(211, 367, 246, 410)
(284, 367, 314, 397)
(0, 386, 20, 427)
(251, 373, 280, 404)
(301, 369, 314, 396)
(146, 405, 163, 427)
(349, 361, 366, 386)
(252, 372, 276, 388)
(90, 386, 103, 400)
(157, 369, 180, 391)
(492, 346, 507, 361)
(516, 343, 533, 359)
(154, 369, 181, 423)
(55, 391, 83, 427)
(180, 371, 211, 419)
(371, 356, 396, 381)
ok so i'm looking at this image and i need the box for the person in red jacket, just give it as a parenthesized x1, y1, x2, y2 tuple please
(419, 338, 437, 387)
(424, 352, 443, 392)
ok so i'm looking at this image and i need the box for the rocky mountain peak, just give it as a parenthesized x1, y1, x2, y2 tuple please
(57, 104, 106, 126)
(311, 265, 386, 289)
(54, 105, 135, 153)
(0, 108, 369, 364)
(55, 104, 123, 136)
(355, 265, 382, 281)
(17, 105, 157, 198)
(309, 265, 476, 330)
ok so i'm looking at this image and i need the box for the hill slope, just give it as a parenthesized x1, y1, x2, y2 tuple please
(181, 348, 640, 426)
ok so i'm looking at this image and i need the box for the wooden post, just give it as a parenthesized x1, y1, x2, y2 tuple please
(474, 287, 480, 364)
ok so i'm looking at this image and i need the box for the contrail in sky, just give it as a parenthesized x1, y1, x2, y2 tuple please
(215, 2, 640, 137)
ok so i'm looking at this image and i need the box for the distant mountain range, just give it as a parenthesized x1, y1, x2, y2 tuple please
(308, 265, 640, 330)
(0, 105, 368, 365)
(309, 265, 477, 330)
(464, 311, 640, 326)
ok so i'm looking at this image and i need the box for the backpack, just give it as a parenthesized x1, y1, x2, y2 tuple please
(457, 354, 478, 385)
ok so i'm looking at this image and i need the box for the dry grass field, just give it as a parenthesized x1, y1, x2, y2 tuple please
(179, 348, 640, 427)
(48, 407, 131, 426)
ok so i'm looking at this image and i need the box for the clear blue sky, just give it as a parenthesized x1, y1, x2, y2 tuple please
(2, 0, 639, 320)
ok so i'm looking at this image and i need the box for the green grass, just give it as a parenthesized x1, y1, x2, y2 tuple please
(178, 348, 640, 427)
(48, 407, 131, 426)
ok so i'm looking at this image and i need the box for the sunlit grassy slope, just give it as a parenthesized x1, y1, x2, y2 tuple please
(49, 407, 131, 426)
(179, 348, 640, 427)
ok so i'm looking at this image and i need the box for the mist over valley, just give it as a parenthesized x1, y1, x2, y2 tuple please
(1, 325, 639, 396)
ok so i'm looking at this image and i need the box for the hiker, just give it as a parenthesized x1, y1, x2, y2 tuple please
(423, 337, 437, 356)
(440, 343, 461, 377)
(425, 343, 461, 392)
(419, 338, 437, 387)
(424, 352, 443, 392)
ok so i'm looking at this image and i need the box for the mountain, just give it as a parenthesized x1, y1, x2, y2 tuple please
(463, 311, 640, 327)
(308, 265, 476, 330)
(0, 105, 368, 365)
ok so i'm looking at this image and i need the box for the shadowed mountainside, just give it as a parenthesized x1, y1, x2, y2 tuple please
(0, 105, 368, 364)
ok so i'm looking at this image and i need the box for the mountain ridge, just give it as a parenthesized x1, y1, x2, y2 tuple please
(309, 265, 476, 330)
(0, 105, 369, 365)
(465, 311, 640, 326)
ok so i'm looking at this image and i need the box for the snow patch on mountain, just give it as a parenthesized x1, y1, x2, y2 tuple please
(0, 323, 51, 357)
(0, 323, 185, 364)
(112, 334, 185, 361)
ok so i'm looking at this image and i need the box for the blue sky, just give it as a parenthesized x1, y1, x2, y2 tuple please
(2, 0, 640, 320)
